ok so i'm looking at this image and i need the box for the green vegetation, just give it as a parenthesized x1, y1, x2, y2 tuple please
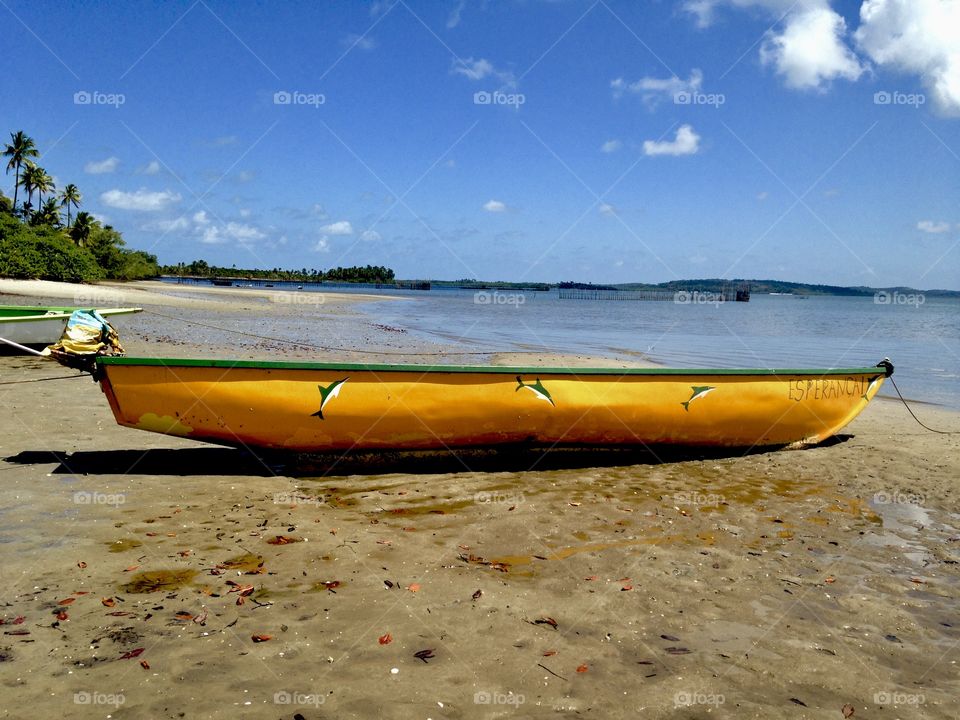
(162, 261, 396, 284)
(1, 129, 160, 282)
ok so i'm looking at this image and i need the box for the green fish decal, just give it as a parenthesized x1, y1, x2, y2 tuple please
(312, 378, 349, 419)
(681, 385, 715, 412)
(516, 376, 555, 406)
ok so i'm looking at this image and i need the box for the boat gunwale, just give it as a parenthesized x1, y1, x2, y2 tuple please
(0, 307, 143, 323)
(96, 356, 887, 377)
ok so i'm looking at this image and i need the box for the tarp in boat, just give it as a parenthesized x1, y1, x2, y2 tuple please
(43, 309, 125, 372)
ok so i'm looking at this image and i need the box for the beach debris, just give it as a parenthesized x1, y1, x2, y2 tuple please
(472, 589, 482, 600)
(533, 617, 559, 630)
(0, 617, 25, 625)
(124, 566, 140, 572)
(3, 630, 29, 636)
(413, 649, 435, 663)
(585, 575, 598, 581)
(458, 553, 510, 573)
(251, 634, 272, 643)
(55, 610, 68, 621)
(664, 647, 691, 655)
(266, 535, 301, 545)
(661, 634, 680, 642)
(542, 650, 557, 657)
(77, 561, 87, 569)
(102, 597, 117, 607)
(120, 648, 145, 660)
(406, 583, 421, 593)
(789, 698, 808, 707)
(842, 704, 855, 718)
(174, 611, 194, 621)
(140, 660, 150, 670)
(379, 633, 393, 645)
(383, 580, 394, 589)
(376, 539, 392, 546)
(537, 662, 567, 680)
(825, 576, 836, 584)
(57, 598, 75, 606)
(909, 577, 927, 584)
(321, 581, 341, 592)
(576, 664, 589, 673)
(883, 634, 902, 643)
(193, 609, 208, 625)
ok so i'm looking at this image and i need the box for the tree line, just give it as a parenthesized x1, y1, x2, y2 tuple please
(1, 129, 160, 282)
(163, 261, 396, 284)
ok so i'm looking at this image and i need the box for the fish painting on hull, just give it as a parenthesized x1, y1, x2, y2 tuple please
(311, 378, 348, 419)
(516, 376, 555, 406)
(681, 385, 715, 412)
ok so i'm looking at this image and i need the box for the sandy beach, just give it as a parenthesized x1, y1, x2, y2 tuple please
(1, 280, 959, 719)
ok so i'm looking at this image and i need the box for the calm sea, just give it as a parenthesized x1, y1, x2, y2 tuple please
(159, 279, 960, 409)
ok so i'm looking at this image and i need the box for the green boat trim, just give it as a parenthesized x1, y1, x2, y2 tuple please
(96, 355, 891, 378)
(0, 306, 143, 323)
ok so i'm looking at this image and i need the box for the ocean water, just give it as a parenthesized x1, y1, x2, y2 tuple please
(364, 289, 960, 410)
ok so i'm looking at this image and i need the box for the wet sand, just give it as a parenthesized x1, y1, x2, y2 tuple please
(1, 281, 959, 719)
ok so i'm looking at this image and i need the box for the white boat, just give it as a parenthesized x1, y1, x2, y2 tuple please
(0, 306, 142, 347)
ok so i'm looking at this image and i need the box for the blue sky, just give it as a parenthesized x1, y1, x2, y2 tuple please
(2, 0, 958, 288)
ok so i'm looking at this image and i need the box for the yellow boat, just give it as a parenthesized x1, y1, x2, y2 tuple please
(94, 357, 893, 452)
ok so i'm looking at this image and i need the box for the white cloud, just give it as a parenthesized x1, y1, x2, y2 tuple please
(599, 203, 617, 216)
(84, 156, 119, 174)
(643, 125, 702, 156)
(320, 220, 354, 235)
(611, 69, 703, 104)
(452, 57, 516, 86)
(141, 160, 161, 175)
(192, 210, 210, 224)
(314, 237, 330, 252)
(237, 170, 255, 183)
(239, 208, 251, 218)
(855, 0, 960, 116)
(359, 229, 382, 241)
(343, 33, 376, 50)
(447, 0, 466, 28)
(917, 220, 951, 234)
(143, 216, 189, 232)
(757, 191, 769, 200)
(200, 221, 264, 245)
(211, 135, 237, 147)
(311, 203, 328, 218)
(100, 188, 181, 211)
(483, 199, 507, 212)
(760, 5, 865, 90)
(600, 139, 622, 153)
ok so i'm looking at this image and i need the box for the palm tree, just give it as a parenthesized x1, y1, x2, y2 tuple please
(71, 211, 93, 247)
(33, 197, 61, 227)
(60, 183, 81, 226)
(33, 166, 54, 208)
(2, 131, 39, 211)
(17, 161, 39, 211)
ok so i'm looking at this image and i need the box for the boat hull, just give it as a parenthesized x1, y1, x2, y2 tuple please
(0, 307, 142, 346)
(96, 358, 889, 452)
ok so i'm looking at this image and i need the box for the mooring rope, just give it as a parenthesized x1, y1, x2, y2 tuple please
(888, 376, 959, 434)
(0, 374, 87, 386)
